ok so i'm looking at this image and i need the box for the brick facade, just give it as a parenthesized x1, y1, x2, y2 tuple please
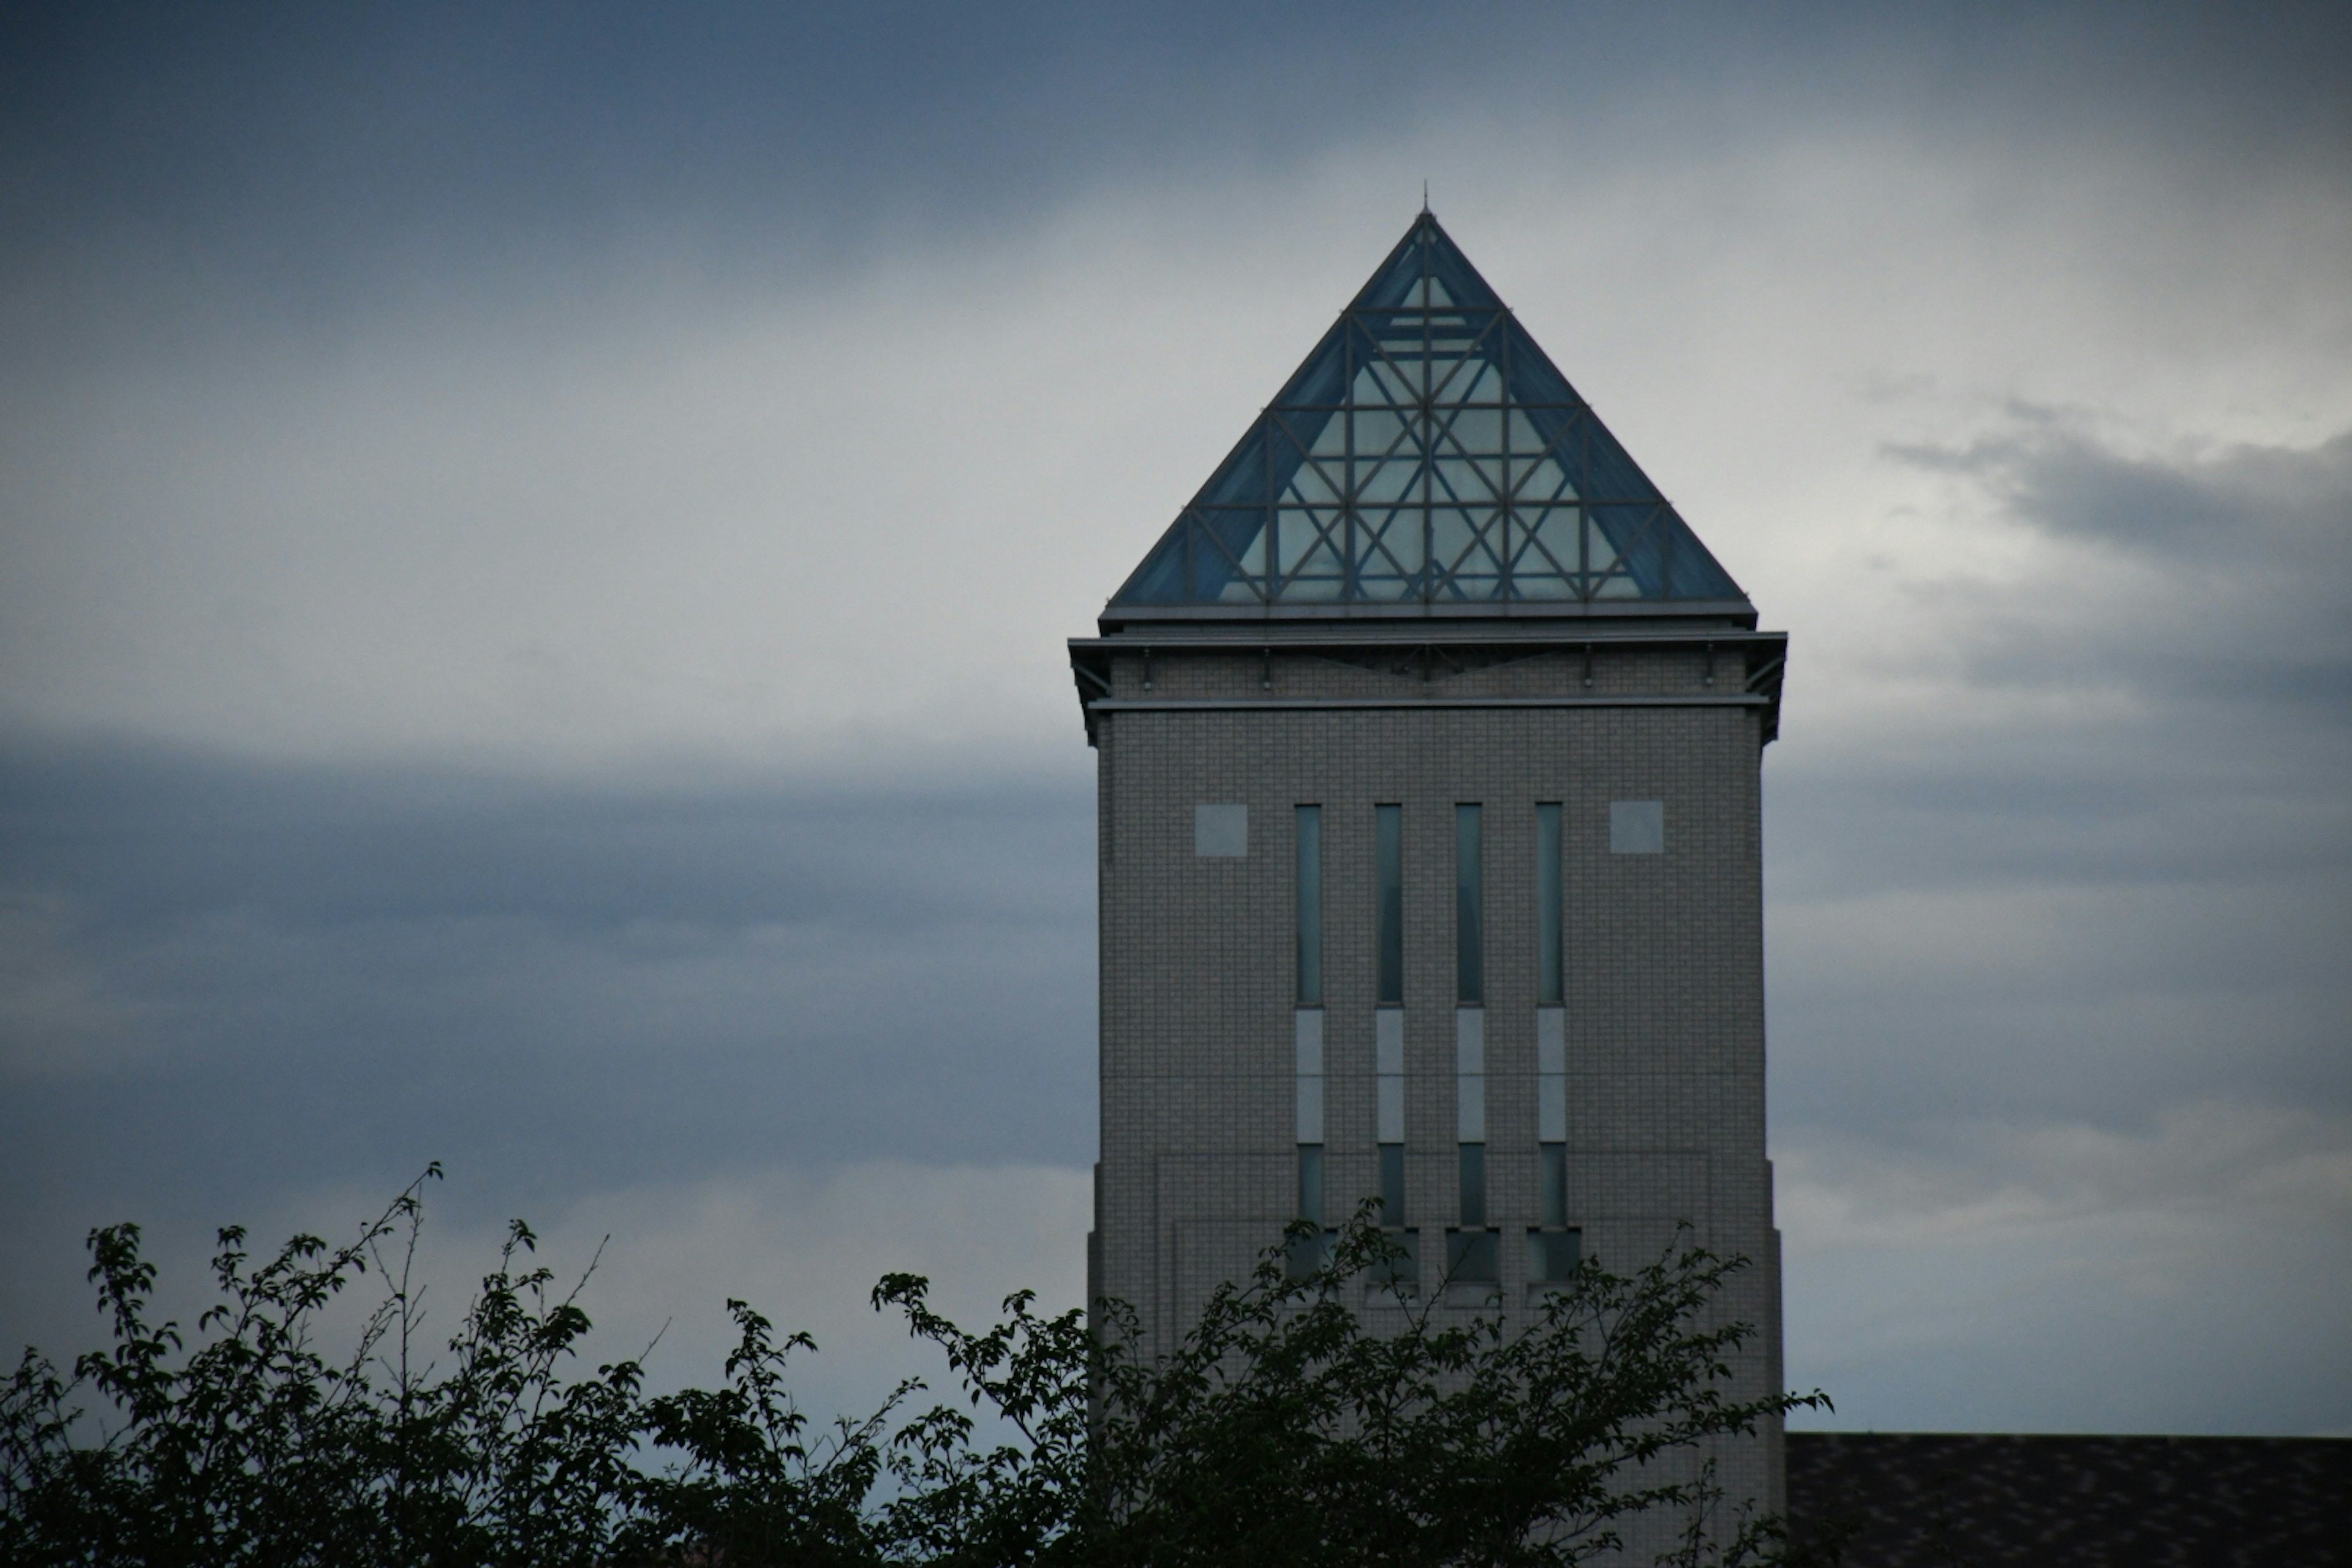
(1076, 631, 1787, 1527)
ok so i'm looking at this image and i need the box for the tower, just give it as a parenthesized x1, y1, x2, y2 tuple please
(1069, 213, 1789, 1518)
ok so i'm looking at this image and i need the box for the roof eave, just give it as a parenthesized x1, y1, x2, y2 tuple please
(1098, 597, 1758, 635)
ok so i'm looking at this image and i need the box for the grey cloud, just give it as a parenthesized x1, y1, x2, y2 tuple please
(0, 742, 1098, 1244)
(1, 739, 1088, 937)
(1781, 1104, 2352, 1433)
(1874, 421, 2350, 765)
(1890, 425, 2352, 566)
(3, 2, 2345, 345)
(1765, 424, 2351, 1137)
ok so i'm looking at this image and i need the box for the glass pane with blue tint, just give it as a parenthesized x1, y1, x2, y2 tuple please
(1458, 1141, 1487, 1227)
(1529, 1226, 1580, 1283)
(1537, 804, 1563, 1003)
(1376, 805, 1404, 1005)
(1449, 406, 1502, 455)
(1109, 213, 1747, 608)
(1358, 458, 1417, 505)
(1456, 804, 1483, 1003)
(1296, 807, 1322, 1005)
(1447, 1226, 1499, 1283)
(1373, 1226, 1418, 1287)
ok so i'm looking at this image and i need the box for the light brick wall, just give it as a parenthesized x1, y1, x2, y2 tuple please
(1090, 641, 1784, 1529)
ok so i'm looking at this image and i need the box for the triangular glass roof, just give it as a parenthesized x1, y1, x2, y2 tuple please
(1111, 213, 1745, 610)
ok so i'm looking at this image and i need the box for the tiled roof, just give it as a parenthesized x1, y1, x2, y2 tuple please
(1786, 1432, 2351, 1567)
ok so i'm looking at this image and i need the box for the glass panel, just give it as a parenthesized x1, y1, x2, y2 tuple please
(1509, 509, 1577, 601)
(1281, 463, 1340, 505)
(1298, 1143, 1325, 1226)
(1295, 806, 1322, 1005)
(1528, 1226, 1580, 1283)
(1446, 1226, 1498, 1283)
(1455, 1006, 1485, 1072)
(1376, 805, 1403, 1005)
(1188, 513, 1266, 601)
(1449, 359, 1502, 404)
(1458, 1142, 1487, 1227)
(1379, 1142, 1406, 1226)
(1355, 508, 1425, 594)
(1514, 456, 1576, 504)
(1540, 1142, 1567, 1229)
(1109, 213, 1749, 608)
(1431, 455, 1489, 501)
(1447, 406, 1502, 454)
(1536, 803, 1562, 1003)
(1295, 1071, 1323, 1144)
(1357, 458, 1418, 503)
(1373, 1226, 1419, 1287)
(1455, 804, 1483, 1005)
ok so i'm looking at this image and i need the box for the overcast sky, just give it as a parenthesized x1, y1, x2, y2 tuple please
(2, 1, 2347, 1436)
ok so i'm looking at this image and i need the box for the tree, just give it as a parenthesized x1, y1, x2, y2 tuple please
(2, 1174, 1830, 1566)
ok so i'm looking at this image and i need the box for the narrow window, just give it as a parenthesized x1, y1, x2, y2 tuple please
(1449, 1142, 1498, 1284)
(1290, 1142, 1329, 1278)
(1376, 1008, 1404, 1142)
(1455, 804, 1483, 1005)
(1529, 1223, 1580, 1284)
(1295, 806, 1322, 1005)
(1537, 1007, 1566, 1142)
(1455, 1008, 1485, 1141)
(1531, 1008, 1574, 1281)
(1295, 1011, 1324, 1143)
(1374, 1142, 1416, 1287)
(1539, 1142, 1567, 1228)
(1457, 1142, 1487, 1228)
(1536, 802, 1562, 1005)
(1376, 805, 1403, 1005)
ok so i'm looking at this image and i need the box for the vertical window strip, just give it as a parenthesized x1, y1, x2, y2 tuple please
(1295, 805, 1322, 1005)
(1534, 1003, 1576, 1283)
(1291, 1142, 1329, 1278)
(1536, 802, 1562, 1004)
(1450, 1142, 1496, 1283)
(1457, 1142, 1487, 1228)
(1374, 1005, 1410, 1284)
(1456, 804, 1483, 1005)
(1537, 1006, 1566, 1142)
(1453, 1001, 1496, 1284)
(1539, 1143, 1567, 1229)
(1374, 1141, 1415, 1287)
(1297, 1144, 1325, 1227)
(1295, 1009, 1324, 1143)
(1375, 1008, 1404, 1142)
(1375, 805, 1403, 1005)
(1455, 1007, 1485, 1142)
(1378, 1142, 1406, 1226)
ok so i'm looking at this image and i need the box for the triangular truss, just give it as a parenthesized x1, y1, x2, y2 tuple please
(1112, 213, 1744, 609)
